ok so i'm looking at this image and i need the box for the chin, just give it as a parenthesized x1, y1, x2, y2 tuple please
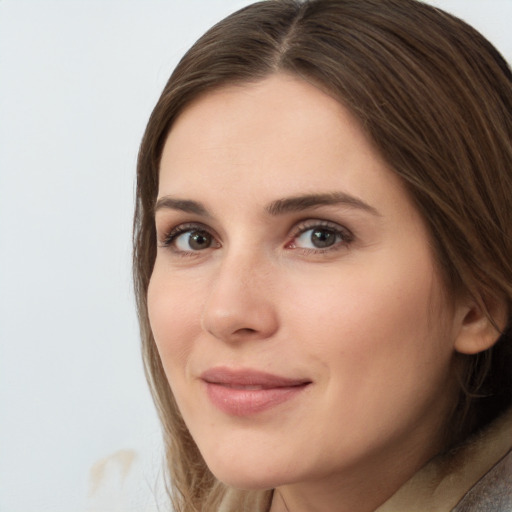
(214, 473, 276, 491)
(205, 457, 292, 491)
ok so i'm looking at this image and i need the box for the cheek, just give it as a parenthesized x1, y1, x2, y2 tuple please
(281, 259, 456, 457)
(285, 255, 450, 374)
(147, 267, 204, 373)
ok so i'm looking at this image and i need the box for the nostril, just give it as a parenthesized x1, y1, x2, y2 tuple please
(235, 327, 258, 335)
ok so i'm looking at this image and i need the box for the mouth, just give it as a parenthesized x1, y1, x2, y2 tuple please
(200, 367, 311, 416)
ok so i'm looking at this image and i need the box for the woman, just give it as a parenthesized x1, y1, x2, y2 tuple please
(133, 0, 512, 510)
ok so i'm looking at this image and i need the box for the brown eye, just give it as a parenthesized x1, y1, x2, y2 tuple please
(161, 223, 219, 253)
(175, 229, 213, 251)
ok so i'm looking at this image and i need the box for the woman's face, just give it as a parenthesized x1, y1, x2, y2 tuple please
(148, 74, 463, 497)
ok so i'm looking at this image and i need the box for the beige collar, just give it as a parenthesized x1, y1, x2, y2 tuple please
(376, 408, 512, 512)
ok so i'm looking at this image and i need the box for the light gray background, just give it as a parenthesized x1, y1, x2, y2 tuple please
(1, 1, 511, 511)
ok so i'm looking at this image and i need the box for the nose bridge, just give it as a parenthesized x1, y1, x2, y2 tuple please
(201, 244, 278, 342)
(226, 246, 269, 289)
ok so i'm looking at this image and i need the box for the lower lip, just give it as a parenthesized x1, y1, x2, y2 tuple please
(204, 382, 309, 416)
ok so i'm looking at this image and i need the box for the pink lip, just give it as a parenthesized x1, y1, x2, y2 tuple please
(200, 367, 311, 416)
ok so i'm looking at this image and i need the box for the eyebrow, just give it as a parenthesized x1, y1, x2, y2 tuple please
(265, 192, 381, 217)
(154, 192, 380, 217)
(154, 197, 211, 216)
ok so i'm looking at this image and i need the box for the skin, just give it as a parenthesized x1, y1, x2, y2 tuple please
(148, 74, 470, 512)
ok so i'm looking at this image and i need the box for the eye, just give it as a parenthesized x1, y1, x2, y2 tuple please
(297, 227, 338, 249)
(160, 223, 220, 253)
(174, 229, 213, 251)
(287, 221, 353, 252)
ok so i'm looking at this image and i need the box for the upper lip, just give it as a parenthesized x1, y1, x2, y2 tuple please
(200, 367, 311, 389)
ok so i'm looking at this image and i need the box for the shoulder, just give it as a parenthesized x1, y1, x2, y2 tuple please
(452, 447, 512, 511)
(377, 407, 512, 512)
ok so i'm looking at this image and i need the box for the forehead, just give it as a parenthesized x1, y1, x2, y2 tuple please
(158, 73, 408, 215)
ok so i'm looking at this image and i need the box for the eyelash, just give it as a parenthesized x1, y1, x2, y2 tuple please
(288, 220, 354, 254)
(160, 222, 218, 254)
(158, 220, 354, 256)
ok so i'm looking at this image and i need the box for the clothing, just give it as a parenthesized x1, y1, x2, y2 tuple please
(376, 407, 512, 512)
(219, 408, 512, 511)
(452, 450, 512, 511)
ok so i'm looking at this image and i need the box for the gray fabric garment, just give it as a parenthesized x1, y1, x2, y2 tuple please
(452, 449, 512, 512)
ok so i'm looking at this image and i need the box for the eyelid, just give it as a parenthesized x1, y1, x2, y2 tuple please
(158, 222, 220, 250)
(157, 218, 354, 255)
(286, 219, 354, 251)
(291, 219, 353, 237)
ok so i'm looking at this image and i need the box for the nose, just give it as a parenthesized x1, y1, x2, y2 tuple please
(200, 254, 279, 343)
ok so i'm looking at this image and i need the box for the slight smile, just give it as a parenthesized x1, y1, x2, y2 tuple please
(201, 367, 312, 416)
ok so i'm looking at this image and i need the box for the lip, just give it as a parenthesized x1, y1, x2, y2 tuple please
(200, 367, 311, 416)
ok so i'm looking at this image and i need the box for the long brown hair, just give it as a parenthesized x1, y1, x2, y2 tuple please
(133, 1, 512, 510)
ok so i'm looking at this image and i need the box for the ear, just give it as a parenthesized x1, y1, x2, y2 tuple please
(454, 295, 508, 355)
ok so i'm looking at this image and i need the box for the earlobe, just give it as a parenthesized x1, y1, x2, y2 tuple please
(454, 296, 508, 355)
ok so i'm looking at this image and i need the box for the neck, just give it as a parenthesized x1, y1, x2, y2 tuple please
(268, 422, 450, 512)
(269, 467, 410, 512)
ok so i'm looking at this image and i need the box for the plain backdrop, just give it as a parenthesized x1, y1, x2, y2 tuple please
(1, 1, 511, 511)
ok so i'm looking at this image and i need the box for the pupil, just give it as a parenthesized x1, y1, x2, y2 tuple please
(311, 229, 335, 248)
(189, 231, 211, 250)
